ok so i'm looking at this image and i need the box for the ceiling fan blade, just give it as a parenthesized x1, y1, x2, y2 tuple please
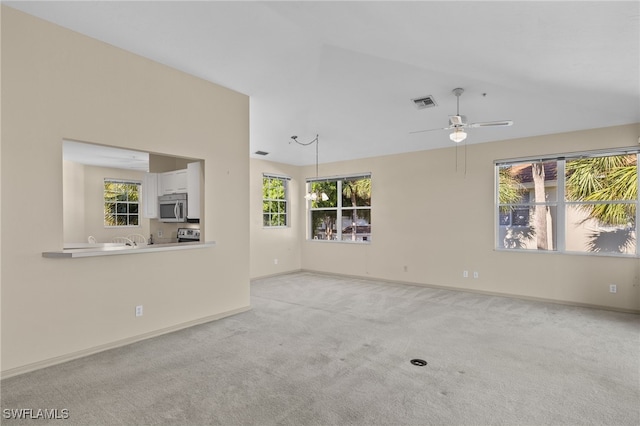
(469, 120, 513, 128)
(409, 126, 450, 135)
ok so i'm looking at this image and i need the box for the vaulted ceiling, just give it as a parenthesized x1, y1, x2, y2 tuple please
(6, 1, 640, 166)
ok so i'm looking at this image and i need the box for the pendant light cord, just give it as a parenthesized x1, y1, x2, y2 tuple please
(290, 134, 320, 177)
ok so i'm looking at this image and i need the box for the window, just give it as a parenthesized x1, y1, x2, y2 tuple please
(104, 179, 141, 227)
(263, 174, 289, 227)
(496, 150, 638, 256)
(497, 161, 558, 250)
(308, 174, 371, 242)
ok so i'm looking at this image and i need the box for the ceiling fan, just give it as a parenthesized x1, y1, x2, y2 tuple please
(411, 88, 513, 143)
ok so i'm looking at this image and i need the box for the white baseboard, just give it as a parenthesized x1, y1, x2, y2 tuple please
(299, 269, 640, 315)
(1, 305, 251, 380)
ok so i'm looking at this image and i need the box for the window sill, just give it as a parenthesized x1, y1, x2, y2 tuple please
(307, 239, 371, 245)
(494, 247, 638, 258)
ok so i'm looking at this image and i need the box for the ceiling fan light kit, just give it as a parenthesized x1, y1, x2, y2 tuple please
(449, 128, 467, 143)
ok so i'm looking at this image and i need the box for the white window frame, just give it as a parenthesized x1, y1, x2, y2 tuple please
(307, 173, 372, 243)
(495, 148, 639, 257)
(104, 178, 142, 228)
(262, 173, 290, 228)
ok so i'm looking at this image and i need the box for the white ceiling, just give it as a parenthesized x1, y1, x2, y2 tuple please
(6, 1, 640, 166)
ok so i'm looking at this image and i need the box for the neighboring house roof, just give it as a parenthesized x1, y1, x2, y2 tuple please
(509, 162, 558, 183)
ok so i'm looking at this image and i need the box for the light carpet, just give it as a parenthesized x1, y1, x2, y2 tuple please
(1, 272, 639, 425)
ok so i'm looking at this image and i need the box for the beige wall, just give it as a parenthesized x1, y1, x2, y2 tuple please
(63, 162, 151, 244)
(290, 124, 640, 312)
(250, 158, 303, 278)
(1, 7, 250, 375)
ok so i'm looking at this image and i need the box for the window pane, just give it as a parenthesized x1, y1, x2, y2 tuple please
(117, 203, 127, 214)
(273, 180, 285, 199)
(342, 177, 372, 207)
(116, 191, 128, 201)
(116, 215, 127, 226)
(499, 161, 558, 204)
(497, 205, 557, 250)
(126, 184, 139, 201)
(129, 215, 139, 226)
(263, 177, 286, 200)
(566, 154, 637, 202)
(274, 214, 286, 227)
(129, 204, 138, 214)
(311, 210, 337, 240)
(263, 213, 270, 226)
(498, 205, 530, 227)
(566, 204, 636, 254)
(341, 209, 372, 242)
(310, 181, 338, 208)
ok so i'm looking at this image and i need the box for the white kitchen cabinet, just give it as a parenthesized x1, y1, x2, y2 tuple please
(160, 169, 188, 195)
(187, 161, 202, 220)
(142, 173, 159, 218)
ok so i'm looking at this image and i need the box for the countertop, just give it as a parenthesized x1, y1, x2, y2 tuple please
(43, 241, 216, 258)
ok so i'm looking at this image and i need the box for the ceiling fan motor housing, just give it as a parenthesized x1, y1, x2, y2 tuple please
(449, 115, 466, 126)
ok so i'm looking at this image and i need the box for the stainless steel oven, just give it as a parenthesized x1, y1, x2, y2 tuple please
(158, 193, 187, 222)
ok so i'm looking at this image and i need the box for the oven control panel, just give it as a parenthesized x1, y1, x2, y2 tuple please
(177, 228, 200, 241)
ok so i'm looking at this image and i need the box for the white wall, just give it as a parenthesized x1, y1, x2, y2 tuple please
(291, 124, 640, 312)
(62, 160, 86, 243)
(1, 7, 250, 376)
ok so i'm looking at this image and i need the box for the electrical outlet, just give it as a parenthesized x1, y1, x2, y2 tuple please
(463, 270, 469, 278)
(157, 230, 163, 238)
(274, 258, 278, 265)
(135, 305, 143, 317)
(609, 284, 617, 294)
(473, 271, 479, 279)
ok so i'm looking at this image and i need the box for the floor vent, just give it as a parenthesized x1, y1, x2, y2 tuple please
(412, 95, 437, 109)
(254, 150, 269, 156)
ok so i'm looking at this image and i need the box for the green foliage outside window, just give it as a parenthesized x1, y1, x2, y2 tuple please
(497, 152, 638, 255)
(104, 181, 140, 227)
(309, 176, 371, 241)
(566, 154, 637, 226)
(263, 176, 288, 227)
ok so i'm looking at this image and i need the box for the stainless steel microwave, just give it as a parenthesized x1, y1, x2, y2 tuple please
(158, 193, 187, 222)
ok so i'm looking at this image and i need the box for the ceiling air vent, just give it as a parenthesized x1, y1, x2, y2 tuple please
(412, 95, 437, 109)
(254, 150, 269, 156)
